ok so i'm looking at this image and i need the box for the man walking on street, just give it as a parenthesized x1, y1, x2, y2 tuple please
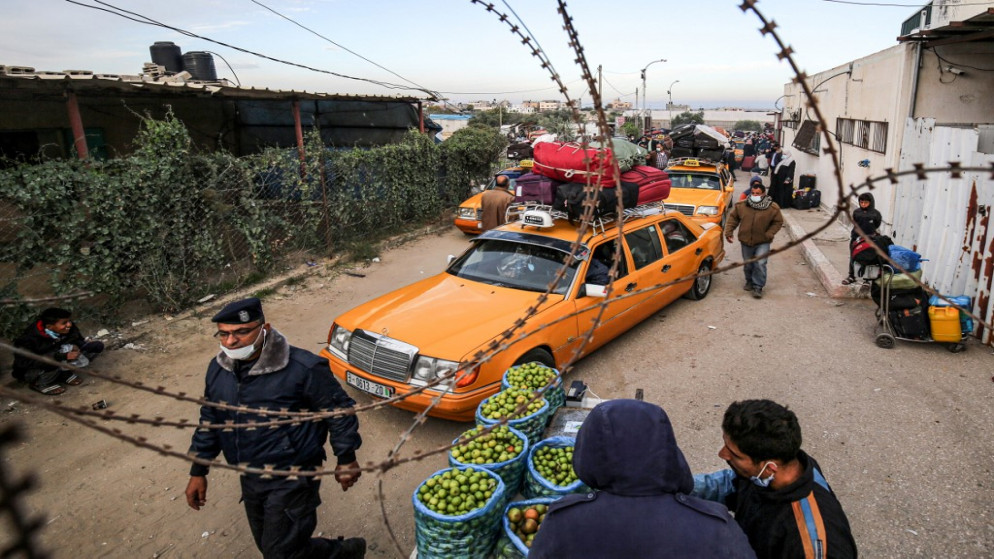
(724, 179, 783, 299)
(693, 400, 858, 559)
(185, 298, 365, 559)
(480, 174, 515, 232)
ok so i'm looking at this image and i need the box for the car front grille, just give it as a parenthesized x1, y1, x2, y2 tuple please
(665, 203, 695, 216)
(347, 330, 418, 382)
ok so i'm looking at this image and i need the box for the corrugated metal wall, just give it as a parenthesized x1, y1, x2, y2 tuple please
(894, 117, 994, 345)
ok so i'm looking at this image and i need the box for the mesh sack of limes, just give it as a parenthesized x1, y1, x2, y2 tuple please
(501, 362, 565, 415)
(449, 424, 530, 499)
(475, 386, 551, 443)
(413, 465, 506, 558)
(523, 436, 588, 498)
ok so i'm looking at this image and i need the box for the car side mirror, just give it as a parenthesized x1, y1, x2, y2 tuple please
(725, 184, 734, 192)
(447, 255, 456, 264)
(583, 284, 607, 298)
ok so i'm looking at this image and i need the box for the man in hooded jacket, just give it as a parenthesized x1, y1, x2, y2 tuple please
(528, 399, 756, 559)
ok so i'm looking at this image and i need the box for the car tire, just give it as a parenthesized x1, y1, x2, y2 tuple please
(684, 260, 713, 301)
(514, 348, 556, 369)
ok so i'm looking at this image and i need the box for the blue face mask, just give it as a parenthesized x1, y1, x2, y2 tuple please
(750, 462, 775, 488)
(44, 328, 61, 339)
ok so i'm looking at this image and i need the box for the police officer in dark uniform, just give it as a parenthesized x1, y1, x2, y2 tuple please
(185, 298, 365, 558)
(528, 400, 755, 558)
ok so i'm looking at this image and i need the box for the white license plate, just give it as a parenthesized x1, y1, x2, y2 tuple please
(346, 371, 394, 398)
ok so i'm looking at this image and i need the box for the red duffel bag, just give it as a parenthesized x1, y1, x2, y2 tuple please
(621, 165, 671, 205)
(533, 141, 617, 187)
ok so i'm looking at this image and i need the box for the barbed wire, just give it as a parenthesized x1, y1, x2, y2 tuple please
(0, 424, 50, 558)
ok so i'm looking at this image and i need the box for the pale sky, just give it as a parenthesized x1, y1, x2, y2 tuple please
(2, 0, 919, 109)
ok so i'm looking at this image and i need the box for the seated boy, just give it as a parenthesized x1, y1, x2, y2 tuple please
(12, 307, 104, 395)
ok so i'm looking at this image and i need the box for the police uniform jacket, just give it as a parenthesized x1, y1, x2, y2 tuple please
(528, 400, 755, 558)
(188, 328, 361, 476)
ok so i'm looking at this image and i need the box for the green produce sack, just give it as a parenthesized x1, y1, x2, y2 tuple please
(413, 466, 506, 559)
(449, 425, 530, 498)
(495, 496, 560, 558)
(523, 436, 589, 498)
(501, 363, 565, 416)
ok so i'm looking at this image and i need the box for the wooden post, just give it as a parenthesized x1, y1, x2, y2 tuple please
(292, 100, 305, 177)
(66, 91, 89, 160)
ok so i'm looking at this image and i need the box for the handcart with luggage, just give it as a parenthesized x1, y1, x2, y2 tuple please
(872, 264, 970, 352)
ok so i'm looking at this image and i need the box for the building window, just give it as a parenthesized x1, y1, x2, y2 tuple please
(792, 120, 820, 156)
(835, 118, 887, 154)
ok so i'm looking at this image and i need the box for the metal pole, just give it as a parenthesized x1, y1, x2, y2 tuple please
(667, 80, 679, 128)
(418, 101, 425, 134)
(639, 59, 666, 135)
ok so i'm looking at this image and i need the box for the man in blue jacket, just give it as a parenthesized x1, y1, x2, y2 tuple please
(185, 298, 365, 558)
(693, 400, 857, 559)
(529, 399, 755, 558)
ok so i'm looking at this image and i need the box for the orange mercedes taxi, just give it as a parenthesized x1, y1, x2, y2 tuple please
(454, 161, 532, 235)
(663, 157, 736, 228)
(320, 203, 725, 421)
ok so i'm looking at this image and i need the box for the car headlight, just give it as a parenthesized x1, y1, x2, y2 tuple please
(458, 207, 476, 219)
(327, 324, 352, 359)
(697, 206, 720, 216)
(412, 356, 459, 387)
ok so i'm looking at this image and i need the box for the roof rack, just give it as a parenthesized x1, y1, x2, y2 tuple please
(505, 200, 675, 236)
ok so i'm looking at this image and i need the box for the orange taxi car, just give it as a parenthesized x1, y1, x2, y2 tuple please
(320, 204, 725, 421)
(454, 161, 532, 235)
(663, 157, 736, 228)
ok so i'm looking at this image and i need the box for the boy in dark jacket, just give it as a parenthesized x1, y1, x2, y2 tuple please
(694, 400, 857, 559)
(843, 192, 883, 285)
(12, 307, 104, 395)
(529, 399, 755, 559)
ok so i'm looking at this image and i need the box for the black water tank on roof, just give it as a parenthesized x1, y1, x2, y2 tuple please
(149, 41, 183, 73)
(182, 51, 217, 81)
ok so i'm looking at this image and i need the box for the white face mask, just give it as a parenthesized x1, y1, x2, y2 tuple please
(749, 195, 763, 203)
(220, 327, 266, 360)
(750, 461, 775, 488)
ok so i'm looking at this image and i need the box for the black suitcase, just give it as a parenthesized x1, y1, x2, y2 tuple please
(889, 305, 930, 340)
(671, 146, 694, 158)
(555, 182, 639, 222)
(696, 148, 724, 161)
(799, 174, 816, 190)
(791, 189, 821, 210)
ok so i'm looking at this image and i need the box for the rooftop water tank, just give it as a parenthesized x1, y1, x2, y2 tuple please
(149, 41, 183, 73)
(182, 51, 217, 82)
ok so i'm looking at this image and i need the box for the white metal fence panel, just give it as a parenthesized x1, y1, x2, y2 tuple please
(895, 118, 994, 345)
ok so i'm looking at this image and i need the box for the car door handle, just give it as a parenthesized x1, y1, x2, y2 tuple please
(661, 265, 671, 273)
(625, 282, 637, 292)
(695, 248, 703, 255)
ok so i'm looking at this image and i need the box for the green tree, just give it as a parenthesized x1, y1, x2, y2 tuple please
(734, 120, 763, 132)
(621, 121, 641, 139)
(671, 111, 705, 126)
(468, 108, 525, 129)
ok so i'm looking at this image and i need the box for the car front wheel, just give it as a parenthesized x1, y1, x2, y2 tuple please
(514, 348, 556, 369)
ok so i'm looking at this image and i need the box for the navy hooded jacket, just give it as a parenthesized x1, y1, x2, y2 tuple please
(528, 400, 756, 558)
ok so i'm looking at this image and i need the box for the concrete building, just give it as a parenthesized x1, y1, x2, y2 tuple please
(776, 0, 994, 345)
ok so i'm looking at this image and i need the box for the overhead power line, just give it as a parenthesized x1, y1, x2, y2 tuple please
(64, 0, 437, 98)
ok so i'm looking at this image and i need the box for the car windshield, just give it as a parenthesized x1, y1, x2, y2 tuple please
(668, 172, 721, 191)
(447, 239, 579, 294)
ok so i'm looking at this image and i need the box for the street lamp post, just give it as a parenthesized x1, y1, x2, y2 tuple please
(667, 80, 680, 128)
(640, 58, 667, 135)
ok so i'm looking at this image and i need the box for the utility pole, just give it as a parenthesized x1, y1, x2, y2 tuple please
(640, 58, 666, 135)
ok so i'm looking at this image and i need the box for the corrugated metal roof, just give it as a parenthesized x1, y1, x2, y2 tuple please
(0, 64, 426, 103)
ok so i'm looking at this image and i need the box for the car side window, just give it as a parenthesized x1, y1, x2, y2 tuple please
(589, 240, 628, 284)
(659, 219, 697, 253)
(624, 226, 664, 270)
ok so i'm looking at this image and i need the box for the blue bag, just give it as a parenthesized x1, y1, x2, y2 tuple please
(888, 245, 922, 272)
(413, 466, 506, 559)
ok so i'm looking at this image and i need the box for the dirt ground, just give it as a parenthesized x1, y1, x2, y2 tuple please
(1, 226, 992, 558)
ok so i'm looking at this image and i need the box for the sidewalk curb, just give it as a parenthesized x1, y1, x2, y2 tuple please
(782, 211, 866, 299)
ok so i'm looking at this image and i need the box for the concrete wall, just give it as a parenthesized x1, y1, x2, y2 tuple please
(914, 43, 994, 122)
